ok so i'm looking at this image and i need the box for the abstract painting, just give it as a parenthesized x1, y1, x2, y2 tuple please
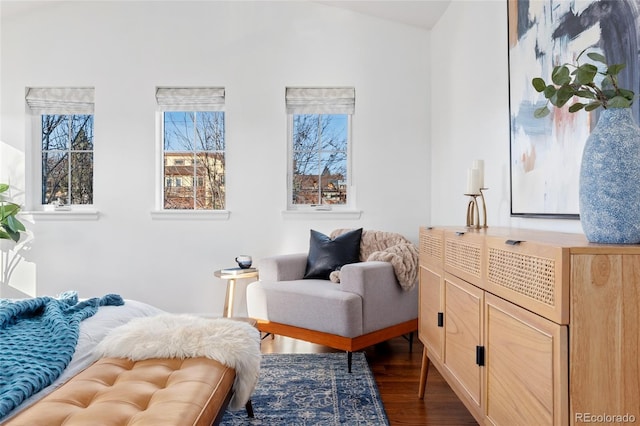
(508, 0, 640, 217)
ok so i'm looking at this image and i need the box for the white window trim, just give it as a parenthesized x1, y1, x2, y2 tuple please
(150, 209, 230, 220)
(151, 107, 229, 220)
(285, 113, 358, 214)
(25, 87, 97, 216)
(26, 210, 100, 221)
(281, 209, 362, 220)
(25, 111, 99, 217)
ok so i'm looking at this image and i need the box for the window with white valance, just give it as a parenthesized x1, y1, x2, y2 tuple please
(156, 87, 225, 112)
(285, 87, 355, 115)
(156, 87, 226, 212)
(26, 87, 95, 114)
(26, 87, 95, 209)
(285, 87, 355, 211)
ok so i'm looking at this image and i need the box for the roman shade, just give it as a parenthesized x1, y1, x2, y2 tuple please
(25, 87, 95, 114)
(285, 87, 355, 114)
(156, 87, 225, 112)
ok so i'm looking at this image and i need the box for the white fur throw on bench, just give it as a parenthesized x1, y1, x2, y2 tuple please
(329, 229, 419, 291)
(94, 314, 261, 410)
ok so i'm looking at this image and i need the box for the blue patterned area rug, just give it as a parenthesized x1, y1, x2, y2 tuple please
(221, 352, 389, 425)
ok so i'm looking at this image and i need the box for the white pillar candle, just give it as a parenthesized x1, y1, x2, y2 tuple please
(473, 159, 485, 189)
(466, 168, 480, 195)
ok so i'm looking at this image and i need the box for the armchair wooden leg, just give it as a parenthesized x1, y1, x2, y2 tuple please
(418, 347, 430, 399)
(401, 332, 415, 353)
(260, 332, 273, 340)
(347, 351, 352, 373)
(245, 400, 254, 418)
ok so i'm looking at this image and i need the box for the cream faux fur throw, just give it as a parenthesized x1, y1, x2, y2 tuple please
(94, 314, 261, 410)
(329, 229, 419, 291)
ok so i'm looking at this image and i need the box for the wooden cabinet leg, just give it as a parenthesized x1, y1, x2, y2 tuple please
(418, 346, 430, 399)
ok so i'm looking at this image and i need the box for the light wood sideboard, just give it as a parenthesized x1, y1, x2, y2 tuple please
(418, 226, 639, 426)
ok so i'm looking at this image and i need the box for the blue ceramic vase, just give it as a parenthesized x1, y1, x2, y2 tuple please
(579, 108, 640, 243)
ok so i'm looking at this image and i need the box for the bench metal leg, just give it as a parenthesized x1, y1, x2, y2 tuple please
(245, 400, 254, 418)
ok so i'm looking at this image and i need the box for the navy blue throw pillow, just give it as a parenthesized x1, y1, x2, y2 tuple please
(303, 228, 363, 280)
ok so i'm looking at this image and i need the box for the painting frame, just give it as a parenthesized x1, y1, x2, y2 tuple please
(507, 0, 640, 219)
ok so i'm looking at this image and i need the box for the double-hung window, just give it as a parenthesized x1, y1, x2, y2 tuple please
(285, 87, 355, 210)
(156, 87, 226, 211)
(26, 87, 95, 208)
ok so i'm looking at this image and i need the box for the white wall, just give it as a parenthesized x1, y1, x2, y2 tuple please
(430, 0, 584, 235)
(0, 1, 431, 313)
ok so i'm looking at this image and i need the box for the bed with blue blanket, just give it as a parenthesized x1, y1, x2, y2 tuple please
(0, 292, 164, 422)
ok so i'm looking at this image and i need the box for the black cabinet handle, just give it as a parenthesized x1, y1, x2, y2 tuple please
(505, 239, 523, 245)
(476, 346, 485, 366)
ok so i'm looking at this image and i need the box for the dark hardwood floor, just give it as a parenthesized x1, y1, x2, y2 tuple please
(259, 334, 478, 426)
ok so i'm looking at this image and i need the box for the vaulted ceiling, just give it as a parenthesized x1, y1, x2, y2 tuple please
(1, 0, 451, 30)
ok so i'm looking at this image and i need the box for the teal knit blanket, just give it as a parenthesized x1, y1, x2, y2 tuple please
(0, 291, 124, 417)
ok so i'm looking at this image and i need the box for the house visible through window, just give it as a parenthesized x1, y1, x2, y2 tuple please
(286, 87, 354, 209)
(156, 87, 225, 210)
(26, 87, 95, 207)
(41, 115, 94, 205)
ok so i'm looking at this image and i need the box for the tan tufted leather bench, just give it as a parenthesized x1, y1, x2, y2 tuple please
(4, 357, 248, 426)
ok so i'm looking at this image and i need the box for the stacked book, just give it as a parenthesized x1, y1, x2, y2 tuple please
(220, 267, 257, 275)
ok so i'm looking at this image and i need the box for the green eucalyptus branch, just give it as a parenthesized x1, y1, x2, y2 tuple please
(532, 49, 635, 118)
(0, 183, 26, 243)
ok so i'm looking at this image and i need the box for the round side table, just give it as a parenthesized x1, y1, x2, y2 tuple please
(214, 268, 259, 317)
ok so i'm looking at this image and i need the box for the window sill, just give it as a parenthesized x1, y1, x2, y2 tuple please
(26, 209, 100, 221)
(150, 210, 231, 220)
(281, 210, 362, 220)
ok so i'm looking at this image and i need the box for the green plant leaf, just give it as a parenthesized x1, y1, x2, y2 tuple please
(532, 78, 547, 92)
(600, 75, 615, 89)
(607, 63, 626, 76)
(555, 85, 576, 107)
(0, 203, 20, 220)
(569, 103, 585, 113)
(619, 89, 635, 100)
(0, 225, 19, 242)
(585, 101, 602, 111)
(543, 85, 557, 99)
(575, 64, 598, 85)
(551, 66, 571, 85)
(7, 229, 20, 242)
(608, 96, 633, 108)
(586, 52, 607, 64)
(575, 90, 595, 99)
(6, 215, 25, 233)
(0, 184, 25, 242)
(533, 50, 634, 118)
(534, 106, 551, 118)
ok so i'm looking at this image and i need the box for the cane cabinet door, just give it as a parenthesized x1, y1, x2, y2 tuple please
(419, 265, 444, 362)
(443, 273, 484, 413)
(484, 293, 568, 426)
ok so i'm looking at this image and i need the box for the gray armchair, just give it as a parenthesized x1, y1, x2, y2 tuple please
(246, 230, 419, 372)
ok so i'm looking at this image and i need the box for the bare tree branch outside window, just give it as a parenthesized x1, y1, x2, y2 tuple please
(163, 111, 225, 210)
(41, 114, 94, 205)
(292, 114, 347, 205)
